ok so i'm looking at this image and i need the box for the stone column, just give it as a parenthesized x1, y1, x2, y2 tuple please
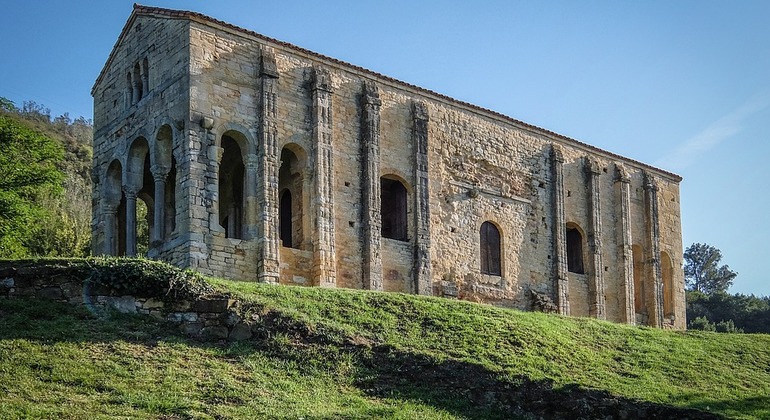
(644, 172, 663, 327)
(151, 164, 170, 246)
(123, 185, 138, 257)
(244, 154, 259, 239)
(614, 163, 635, 324)
(311, 66, 337, 287)
(550, 145, 569, 316)
(207, 142, 224, 233)
(257, 49, 280, 283)
(103, 205, 117, 256)
(361, 80, 383, 291)
(585, 158, 606, 319)
(412, 101, 432, 295)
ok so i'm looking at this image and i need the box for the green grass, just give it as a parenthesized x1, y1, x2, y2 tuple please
(2, 261, 770, 418)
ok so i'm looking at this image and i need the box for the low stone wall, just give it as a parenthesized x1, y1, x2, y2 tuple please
(0, 262, 256, 342)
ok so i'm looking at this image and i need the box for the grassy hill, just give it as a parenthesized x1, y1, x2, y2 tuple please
(2, 260, 769, 419)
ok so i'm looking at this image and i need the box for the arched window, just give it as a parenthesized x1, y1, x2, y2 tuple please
(142, 58, 149, 94)
(566, 225, 585, 274)
(381, 177, 407, 241)
(133, 63, 143, 101)
(279, 189, 293, 248)
(126, 72, 134, 106)
(480, 221, 502, 276)
(219, 135, 244, 239)
(278, 145, 306, 249)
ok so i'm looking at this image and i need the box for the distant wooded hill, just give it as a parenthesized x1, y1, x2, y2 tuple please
(0, 97, 92, 257)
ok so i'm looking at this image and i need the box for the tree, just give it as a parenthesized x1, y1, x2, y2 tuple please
(0, 115, 64, 257)
(683, 243, 737, 294)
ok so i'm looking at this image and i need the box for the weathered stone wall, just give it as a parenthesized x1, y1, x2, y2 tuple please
(0, 263, 255, 342)
(91, 6, 686, 328)
(91, 13, 191, 267)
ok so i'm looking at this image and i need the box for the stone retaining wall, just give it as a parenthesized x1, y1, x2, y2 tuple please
(0, 264, 255, 342)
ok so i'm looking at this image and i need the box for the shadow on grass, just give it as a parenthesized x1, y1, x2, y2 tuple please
(0, 297, 726, 419)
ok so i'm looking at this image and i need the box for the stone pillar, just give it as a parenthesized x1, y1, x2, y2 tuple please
(244, 154, 258, 239)
(311, 66, 337, 287)
(151, 164, 170, 246)
(207, 143, 224, 233)
(550, 145, 569, 316)
(644, 172, 663, 327)
(103, 205, 117, 256)
(412, 101, 432, 295)
(361, 80, 383, 291)
(585, 158, 606, 319)
(614, 163, 635, 325)
(123, 185, 138, 257)
(257, 49, 280, 283)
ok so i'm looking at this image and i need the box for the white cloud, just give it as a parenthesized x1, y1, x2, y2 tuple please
(655, 91, 770, 172)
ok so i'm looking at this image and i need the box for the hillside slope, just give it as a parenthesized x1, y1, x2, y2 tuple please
(1, 259, 769, 419)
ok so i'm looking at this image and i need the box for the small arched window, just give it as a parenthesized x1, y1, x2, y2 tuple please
(381, 177, 407, 241)
(480, 221, 502, 276)
(566, 225, 584, 274)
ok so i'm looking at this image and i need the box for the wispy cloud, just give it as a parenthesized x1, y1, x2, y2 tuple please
(655, 91, 770, 172)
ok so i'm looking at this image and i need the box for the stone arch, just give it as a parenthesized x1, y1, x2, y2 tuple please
(380, 174, 410, 241)
(216, 123, 255, 155)
(150, 124, 176, 242)
(566, 222, 586, 274)
(632, 244, 645, 314)
(104, 159, 123, 256)
(279, 144, 308, 249)
(661, 251, 675, 317)
(480, 220, 503, 276)
(219, 131, 247, 239)
(126, 137, 149, 191)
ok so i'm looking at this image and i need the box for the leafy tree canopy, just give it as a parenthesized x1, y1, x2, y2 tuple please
(0, 114, 64, 257)
(683, 243, 737, 294)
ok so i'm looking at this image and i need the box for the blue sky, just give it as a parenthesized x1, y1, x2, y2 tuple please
(1, 1, 768, 295)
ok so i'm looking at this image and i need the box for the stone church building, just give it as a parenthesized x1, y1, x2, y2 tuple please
(92, 5, 685, 328)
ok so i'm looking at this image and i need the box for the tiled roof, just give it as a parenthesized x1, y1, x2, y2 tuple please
(93, 3, 682, 182)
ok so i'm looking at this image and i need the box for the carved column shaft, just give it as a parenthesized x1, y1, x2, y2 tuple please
(550, 146, 569, 315)
(361, 80, 383, 291)
(311, 67, 337, 287)
(123, 186, 137, 257)
(244, 155, 258, 239)
(151, 165, 170, 246)
(413, 101, 432, 295)
(614, 164, 635, 324)
(644, 172, 663, 327)
(257, 49, 280, 283)
(585, 158, 606, 319)
(103, 206, 117, 256)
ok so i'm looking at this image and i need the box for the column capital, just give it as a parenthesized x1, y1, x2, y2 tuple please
(550, 144, 564, 164)
(150, 164, 170, 181)
(412, 100, 429, 122)
(259, 48, 279, 78)
(643, 172, 659, 192)
(122, 185, 138, 199)
(312, 66, 333, 93)
(362, 80, 381, 106)
(584, 157, 601, 176)
(614, 163, 631, 184)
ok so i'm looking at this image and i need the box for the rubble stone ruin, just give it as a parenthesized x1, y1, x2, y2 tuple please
(92, 5, 685, 328)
